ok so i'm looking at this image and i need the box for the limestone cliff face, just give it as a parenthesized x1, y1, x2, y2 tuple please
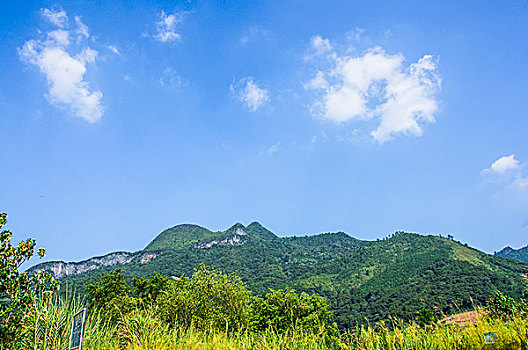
(193, 226, 249, 249)
(30, 251, 161, 278)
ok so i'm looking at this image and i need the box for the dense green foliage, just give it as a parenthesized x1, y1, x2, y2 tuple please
(34, 222, 527, 328)
(486, 291, 527, 320)
(250, 288, 333, 333)
(157, 266, 252, 331)
(0, 213, 56, 345)
(132, 272, 171, 304)
(87, 269, 135, 322)
(86, 266, 331, 334)
(7, 286, 528, 350)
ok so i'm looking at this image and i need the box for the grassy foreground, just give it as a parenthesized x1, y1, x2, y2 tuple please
(11, 292, 528, 350)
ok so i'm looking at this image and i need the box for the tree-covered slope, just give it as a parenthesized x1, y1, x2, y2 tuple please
(30, 222, 526, 328)
(496, 245, 528, 262)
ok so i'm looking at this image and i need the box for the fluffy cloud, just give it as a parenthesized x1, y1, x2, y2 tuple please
(487, 155, 520, 174)
(307, 37, 441, 143)
(482, 154, 528, 188)
(154, 11, 184, 43)
(231, 77, 270, 112)
(41, 8, 68, 28)
(19, 9, 103, 123)
(310, 35, 332, 55)
(74, 16, 89, 39)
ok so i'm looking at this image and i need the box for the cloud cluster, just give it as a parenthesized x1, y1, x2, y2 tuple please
(306, 37, 441, 143)
(19, 8, 103, 123)
(41, 8, 68, 28)
(154, 11, 184, 43)
(231, 77, 270, 112)
(482, 155, 528, 188)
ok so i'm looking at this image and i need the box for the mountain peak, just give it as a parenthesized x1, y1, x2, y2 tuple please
(144, 223, 214, 251)
(496, 244, 528, 262)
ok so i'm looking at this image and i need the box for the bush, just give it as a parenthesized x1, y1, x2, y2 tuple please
(157, 265, 252, 331)
(87, 269, 135, 322)
(133, 273, 171, 305)
(0, 212, 56, 346)
(416, 307, 437, 328)
(250, 288, 333, 333)
(486, 291, 527, 320)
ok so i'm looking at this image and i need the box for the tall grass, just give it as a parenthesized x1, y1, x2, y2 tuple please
(9, 294, 528, 350)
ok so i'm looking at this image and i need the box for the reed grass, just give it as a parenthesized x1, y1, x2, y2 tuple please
(8, 293, 528, 350)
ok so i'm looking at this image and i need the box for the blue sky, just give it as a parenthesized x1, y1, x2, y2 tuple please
(1, 0, 527, 264)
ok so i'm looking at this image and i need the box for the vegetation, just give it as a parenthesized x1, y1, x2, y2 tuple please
(43, 222, 526, 328)
(1, 211, 527, 349)
(0, 213, 56, 344)
(4, 276, 528, 350)
(86, 265, 331, 334)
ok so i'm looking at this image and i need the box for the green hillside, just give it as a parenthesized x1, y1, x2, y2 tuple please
(496, 245, 528, 262)
(33, 222, 526, 329)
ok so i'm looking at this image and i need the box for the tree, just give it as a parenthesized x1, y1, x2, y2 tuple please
(157, 265, 252, 331)
(523, 265, 528, 300)
(132, 273, 171, 305)
(0, 212, 56, 344)
(416, 307, 437, 327)
(486, 291, 527, 320)
(250, 288, 333, 333)
(87, 269, 135, 322)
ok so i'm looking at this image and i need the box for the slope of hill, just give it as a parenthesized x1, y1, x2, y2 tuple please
(30, 222, 526, 328)
(496, 245, 528, 262)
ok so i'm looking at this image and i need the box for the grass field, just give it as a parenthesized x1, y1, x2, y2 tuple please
(9, 292, 528, 350)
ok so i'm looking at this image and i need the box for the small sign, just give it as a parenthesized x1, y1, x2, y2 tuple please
(483, 332, 497, 344)
(69, 308, 87, 350)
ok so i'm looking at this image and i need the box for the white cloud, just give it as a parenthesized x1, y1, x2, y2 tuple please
(154, 11, 184, 43)
(107, 45, 120, 55)
(307, 38, 441, 143)
(74, 16, 89, 39)
(267, 142, 280, 154)
(19, 8, 103, 123)
(259, 141, 281, 155)
(311, 35, 332, 55)
(482, 154, 528, 188)
(41, 8, 68, 28)
(487, 155, 520, 174)
(305, 71, 328, 90)
(47, 30, 69, 47)
(231, 77, 270, 112)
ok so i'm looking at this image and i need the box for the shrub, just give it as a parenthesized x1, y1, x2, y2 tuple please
(486, 291, 527, 320)
(250, 288, 333, 333)
(87, 269, 135, 322)
(0, 212, 56, 346)
(416, 307, 438, 328)
(133, 273, 171, 305)
(157, 265, 252, 331)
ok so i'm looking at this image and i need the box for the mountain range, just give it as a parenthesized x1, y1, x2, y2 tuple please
(496, 245, 528, 262)
(30, 222, 527, 328)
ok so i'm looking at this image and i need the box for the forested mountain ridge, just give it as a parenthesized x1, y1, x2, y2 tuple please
(496, 244, 528, 262)
(30, 222, 526, 328)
